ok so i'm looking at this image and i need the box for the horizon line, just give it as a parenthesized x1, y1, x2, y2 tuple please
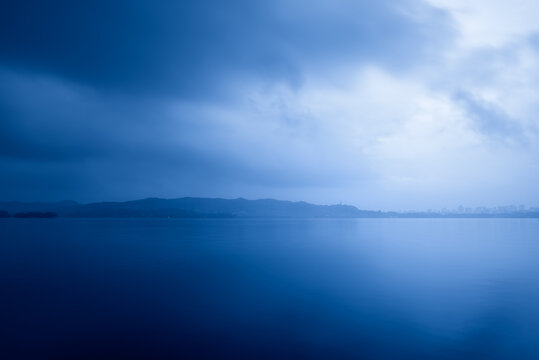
(1, 196, 538, 214)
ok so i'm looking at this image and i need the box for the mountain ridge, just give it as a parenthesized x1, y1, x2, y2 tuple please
(0, 197, 372, 218)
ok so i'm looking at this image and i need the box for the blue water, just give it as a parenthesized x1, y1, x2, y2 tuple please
(1, 218, 538, 359)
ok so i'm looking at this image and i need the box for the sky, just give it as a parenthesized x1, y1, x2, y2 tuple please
(1, 0, 538, 210)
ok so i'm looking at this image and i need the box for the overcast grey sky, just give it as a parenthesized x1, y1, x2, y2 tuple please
(1, 0, 538, 210)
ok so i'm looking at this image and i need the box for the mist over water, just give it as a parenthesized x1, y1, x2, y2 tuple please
(2, 218, 538, 359)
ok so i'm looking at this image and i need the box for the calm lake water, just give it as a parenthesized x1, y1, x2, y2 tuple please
(1, 218, 538, 359)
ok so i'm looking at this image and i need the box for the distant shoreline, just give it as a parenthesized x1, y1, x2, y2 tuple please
(1, 197, 538, 219)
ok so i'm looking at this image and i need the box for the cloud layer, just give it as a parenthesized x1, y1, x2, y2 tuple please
(0, 0, 538, 209)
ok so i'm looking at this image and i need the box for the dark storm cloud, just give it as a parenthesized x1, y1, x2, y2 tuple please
(0, 0, 457, 203)
(0, 0, 450, 97)
(0, 71, 100, 161)
(453, 91, 525, 143)
(0, 68, 353, 202)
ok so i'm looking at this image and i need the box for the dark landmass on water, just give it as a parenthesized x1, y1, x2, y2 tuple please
(0, 198, 359, 218)
(1, 198, 539, 218)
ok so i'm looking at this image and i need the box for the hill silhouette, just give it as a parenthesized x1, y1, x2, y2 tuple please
(0, 198, 375, 218)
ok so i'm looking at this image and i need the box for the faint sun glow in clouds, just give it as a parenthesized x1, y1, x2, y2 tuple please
(0, 0, 538, 209)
